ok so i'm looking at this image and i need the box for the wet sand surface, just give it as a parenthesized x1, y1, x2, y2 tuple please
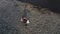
(0, 0, 60, 34)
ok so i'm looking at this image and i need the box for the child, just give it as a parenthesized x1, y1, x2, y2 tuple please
(20, 15, 30, 26)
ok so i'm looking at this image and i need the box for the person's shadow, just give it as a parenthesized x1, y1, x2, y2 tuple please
(16, 0, 60, 14)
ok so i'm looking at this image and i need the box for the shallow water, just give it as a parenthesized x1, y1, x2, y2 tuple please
(17, 0, 60, 13)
